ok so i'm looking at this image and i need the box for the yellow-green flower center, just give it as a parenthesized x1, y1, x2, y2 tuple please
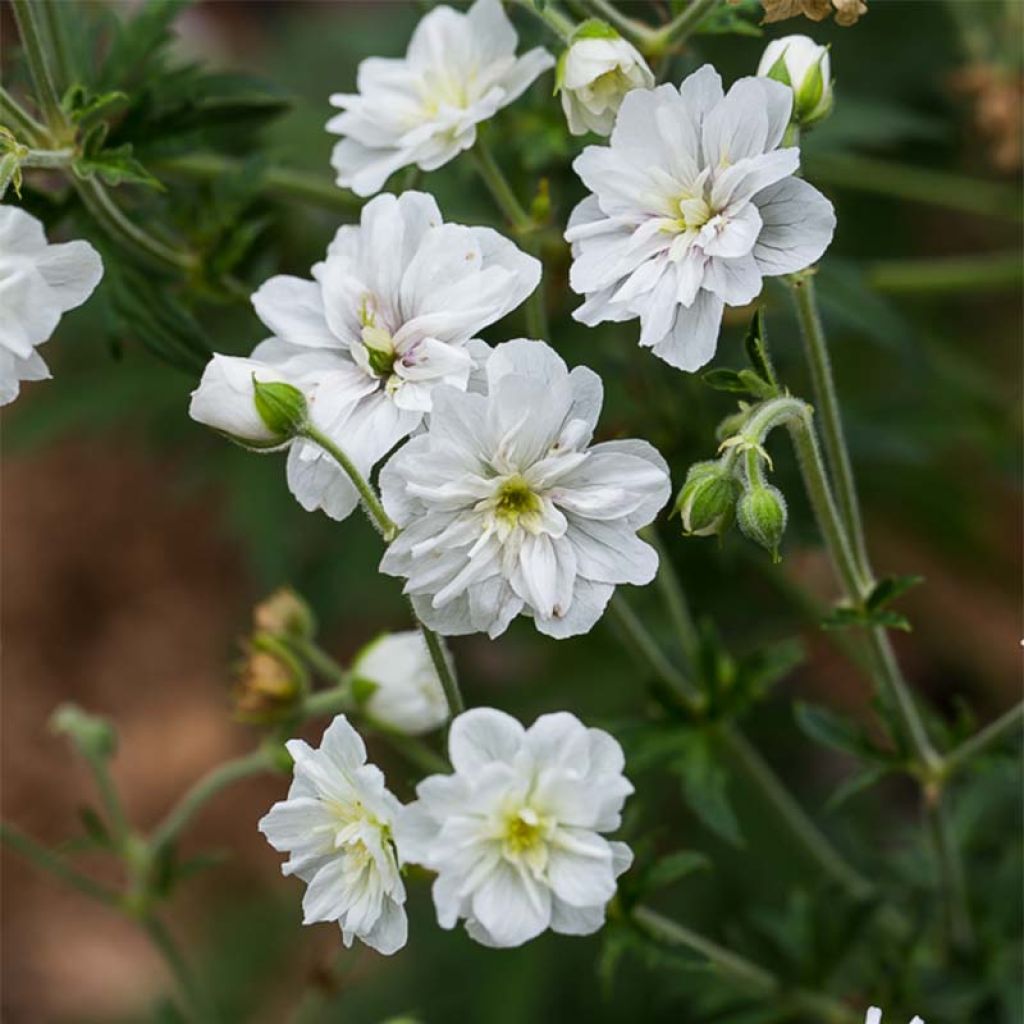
(493, 476, 542, 525)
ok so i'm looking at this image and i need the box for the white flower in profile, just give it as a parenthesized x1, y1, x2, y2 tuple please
(328, 0, 554, 196)
(557, 21, 655, 137)
(865, 1010, 925, 1024)
(0, 205, 103, 407)
(395, 708, 634, 948)
(353, 631, 449, 736)
(565, 64, 836, 372)
(378, 339, 671, 639)
(192, 191, 539, 521)
(258, 714, 407, 955)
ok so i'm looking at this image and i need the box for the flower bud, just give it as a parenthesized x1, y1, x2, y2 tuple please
(556, 20, 655, 137)
(253, 587, 316, 641)
(50, 704, 117, 761)
(758, 35, 832, 127)
(232, 638, 307, 725)
(674, 461, 740, 537)
(189, 355, 307, 450)
(352, 631, 448, 736)
(736, 484, 788, 562)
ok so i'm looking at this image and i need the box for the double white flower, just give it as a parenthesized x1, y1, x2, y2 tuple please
(328, 0, 553, 196)
(259, 715, 407, 955)
(0, 206, 103, 407)
(190, 191, 539, 521)
(396, 708, 634, 948)
(353, 631, 449, 736)
(566, 64, 836, 372)
(378, 338, 671, 639)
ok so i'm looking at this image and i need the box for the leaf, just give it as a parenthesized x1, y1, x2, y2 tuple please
(72, 143, 163, 190)
(743, 307, 779, 391)
(794, 701, 882, 759)
(820, 604, 913, 632)
(645, 850, 711, 891)
(61, 85, 129, 129)
(98, 0, 191, 90)
(78, 806, 113, 849)
(866, 574, 924, 611)
(701, 368, 749, 393)
(826, 765, 891, 810)
(673, 733, 744, 847)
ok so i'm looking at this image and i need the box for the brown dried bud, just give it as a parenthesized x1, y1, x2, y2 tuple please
(253, 587, 315, 640)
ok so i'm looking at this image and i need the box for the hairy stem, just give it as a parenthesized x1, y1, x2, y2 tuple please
(632, 905, 860, 1024)
(0, 86, 47, 142)
(301, 426, 398, 542)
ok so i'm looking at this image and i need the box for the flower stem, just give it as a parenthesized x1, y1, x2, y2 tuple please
(513, 0, 576, 40)
(647, 0, 721, 54)
(10, 0, 65, 133)
(944, 701, 1024, 775)
(582, 0, 652, 47)
(20, 146, 74, 167)
(632, 905, 860, 1024)
(640, 526, 700, 666)
(789, 274, 870, 579)
(141, 915, 217, 1024)
(0, 822, 120, 905)
(150, 749, 275, 856)
(0, 85, 47, 143)
(301, 426, 399, 542)
(419, 619, 466, 717)
(925, 799, 974, 951)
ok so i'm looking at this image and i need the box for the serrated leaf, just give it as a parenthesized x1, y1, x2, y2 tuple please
(73, 144, 163, 190)
(673, 733, 744, 847)
(62, 85, 129, 128)
(866, 574, 924, 611)
(821, 604, 913, 632)
(645, 850, 711, 891)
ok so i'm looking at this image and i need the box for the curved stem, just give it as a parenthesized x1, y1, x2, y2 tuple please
(944, 701, 1024, 775)
(648, 0, 721, 54)
(151, 749, 274, 855)
(632, 905, 860, 1024)
(301, 426, 398, 542)
(419, 619, 465, 716)
(10, 0, 65, 133)
(789, 274, 871, 578)
(513, 0, 576, 40)
(582, 0, 652, 46)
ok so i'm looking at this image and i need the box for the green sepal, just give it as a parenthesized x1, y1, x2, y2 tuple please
(252, 378, 308, 439)
(765, 52, 792, 87)
(571, 18, 622, 42)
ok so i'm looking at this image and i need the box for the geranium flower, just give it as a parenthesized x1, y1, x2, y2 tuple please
(0, 206, 103, 407)
(328, 0, 553, 196)
(565, 64, 835, 371)
(378, 339, 671, 639)
(395, 708, 634, 948)
(259, 714, 407, 955)
(191, 191, 539, 521)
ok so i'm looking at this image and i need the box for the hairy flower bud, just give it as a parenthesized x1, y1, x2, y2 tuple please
(736, 484, 788, 562)
(556, 20, 654, 137)
(253, 587, 316, 641)
(233, 638, 307, 725)
(50, 704, 118, 761)
(758, 35, 832, 127)
(675, 461, 739, 537)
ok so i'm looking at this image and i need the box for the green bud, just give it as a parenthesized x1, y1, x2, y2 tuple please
(674, 461, 739, 537)
(252, 378, 308, 440)
(50, 704, 117, 761)
(737, 484, 788, 562)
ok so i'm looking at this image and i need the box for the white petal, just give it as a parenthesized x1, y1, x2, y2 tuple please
(448, 707, 525, 774)
(650, 290, 724, 372)
(470, 861, 552, 948)
(752, 176, 836, 276)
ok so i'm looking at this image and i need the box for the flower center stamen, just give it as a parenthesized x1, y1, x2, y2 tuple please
(493, 476, 542, 525)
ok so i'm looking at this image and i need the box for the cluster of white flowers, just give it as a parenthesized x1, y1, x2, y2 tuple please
(0, 206, 103, 407)
(261, 708, 633, 954)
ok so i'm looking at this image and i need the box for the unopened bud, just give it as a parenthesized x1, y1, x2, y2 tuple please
(758, 35, 833, 127)
(50, 704, 117, 761)
(736, 484, 788, 562)
(253, 587, 316, 641)
(674, 461, 739, 537)
(232, 638, 307, 725)
(253, 378, 308, 440)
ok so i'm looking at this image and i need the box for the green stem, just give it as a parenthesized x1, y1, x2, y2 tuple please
(471, 136, 533, 233)
(379, 731, 450, 775)
(641, 526, 700, 666)
(789, 274, 871, 579)
(648, 0, 721, 54)
(291, 637, 351, 689)
(21, 145, 73, 168)
(0, 86, 47, 143)
(302, 685, 354, 718)
(10, 0, 65, 133)
(151, 749, 274, 855)
(513, 0, 576, 39)
(582, 0, 652, 45)
(153, 153, 360, 214)
(301, 426, 398, 542)
(925, 800, 974, 951)
(804, 151, 1023, 222)
(141, 915, 216, 1024)
(87, 756, 132, 851)
(632, 905, 860, 1024)
(75, 176, 197, 271)
(0, 822, 119, 906)
(944, 701, 1024, 775)
(39, 0, 74, 92)
(419, 619, 466, 717)
(866, 251, 1023, 295)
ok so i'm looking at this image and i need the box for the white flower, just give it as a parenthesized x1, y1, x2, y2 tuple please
(557, 22, 654, 137)
(757, 35, 832, 126)
(258, 714, 407, 955)
(395, 708, 634, 948)
(194, 191, 539, 521)
(0, 205, 103, 407)
(354, 631, 449, 735)
(565, 64, 836, 372)
(378, 339, 671, 639)
(865, 1010, 925, 1024)
(328, 0, 554, 196)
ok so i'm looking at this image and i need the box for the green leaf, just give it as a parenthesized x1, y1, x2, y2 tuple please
(826, 765, 891, 811)
(701, 368, 749, 393)
(61, 85, 129, 129)
(743, 307, 779, 391)
(673, 733, 744, 847)
(794, 701, 882, 759)
(645, 850, 711, 891)
(866, 574, 924, 611)
(820, 604, 913, 632)
(78, 806, 113, 849)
